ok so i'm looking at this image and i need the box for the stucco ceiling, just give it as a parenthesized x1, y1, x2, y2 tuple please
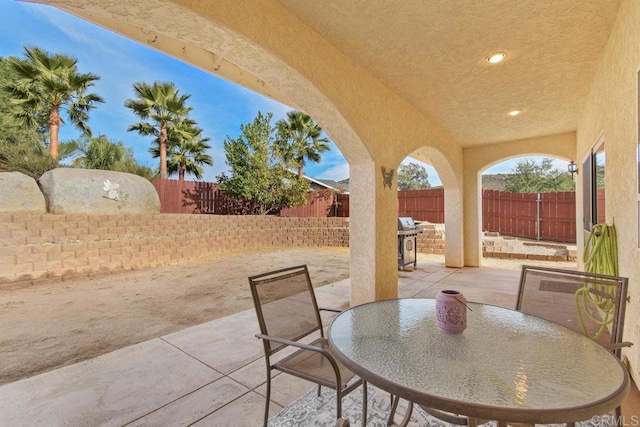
(274, 0, 621, 147)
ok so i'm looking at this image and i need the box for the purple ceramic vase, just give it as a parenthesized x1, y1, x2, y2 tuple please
(436, 290, 467, 334)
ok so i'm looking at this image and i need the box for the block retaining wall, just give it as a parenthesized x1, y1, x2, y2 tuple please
(0, 214, 355, 286)
(417, 223, 445, 254)
(1, 213, 573, 287)
(0, 214, 448, 286)
(482, 236, 576, 262)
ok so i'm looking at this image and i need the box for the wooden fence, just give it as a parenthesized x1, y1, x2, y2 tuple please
(397, 188, 445, 223)
(280, 192, 340, 217)
(152, 180, 577, 242)
(326, 191, 444, 222)
(152, 179, 340, 216)
(336, 194, 350, 217)
(153, 179, 216, 214)
(152, 179, 256, 214)
(482, 190, 576, 242)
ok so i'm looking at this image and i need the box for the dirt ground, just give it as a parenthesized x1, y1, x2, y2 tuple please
(0, 246, 576, 386)
(0, 247, 352, 386)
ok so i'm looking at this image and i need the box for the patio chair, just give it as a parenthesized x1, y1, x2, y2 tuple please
(516, 265, 632, 426)
(249, 265, 365, 427)
(517, 265, 631, 356)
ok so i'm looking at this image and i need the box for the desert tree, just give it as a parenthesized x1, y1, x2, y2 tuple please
(217, 111, 309, 214)
(150, 123, 213, 181)
(505, 157, 575, 193)
(125, 81, 197, 179)
(275, 110, 330, 178)
(3, 46, 104, 159)
(397, 162, 431, 190)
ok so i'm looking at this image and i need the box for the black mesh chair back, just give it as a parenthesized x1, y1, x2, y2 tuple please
(516, 265, 630, 357)
(250, 265, 323, 355)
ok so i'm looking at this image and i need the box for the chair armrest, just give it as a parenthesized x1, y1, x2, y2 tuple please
(255, 333, 333, 358)
(602, 341, 633, 351)
(319, 307, 342, 313)
(255, 333, 343, 382)
(318, 308, 342, 329)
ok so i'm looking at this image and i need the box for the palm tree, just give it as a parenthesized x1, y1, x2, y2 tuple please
(150, 124, 213, 180)
(62, 135, 128, 170)
(276, 110, 330, 178)
(125, 81, 195, 179)
(0, 138, 57, 179)
(172, 137, 213, 181)
(4, 46, 104, 160)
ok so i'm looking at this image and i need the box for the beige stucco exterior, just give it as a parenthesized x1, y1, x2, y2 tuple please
(36, 0, 640, 385)
(574, 0, 640, 383)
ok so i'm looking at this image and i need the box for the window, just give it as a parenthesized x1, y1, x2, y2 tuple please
(583, 135, 605, 231)
(595, 144, 606, 224)
(582, 154, 593, 231)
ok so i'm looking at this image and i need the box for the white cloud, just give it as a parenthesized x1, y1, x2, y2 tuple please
(34, 6, 103, 49)
(316, 162, 349, 181)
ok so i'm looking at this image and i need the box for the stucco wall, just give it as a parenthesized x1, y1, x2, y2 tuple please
(576, 0, 640, 383)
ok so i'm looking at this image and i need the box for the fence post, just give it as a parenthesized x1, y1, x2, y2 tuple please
(536, 192, 541, 241)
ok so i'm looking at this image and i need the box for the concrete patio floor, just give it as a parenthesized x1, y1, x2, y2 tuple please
(0, 258, 638, 426)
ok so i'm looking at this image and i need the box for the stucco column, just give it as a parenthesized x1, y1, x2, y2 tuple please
(463, 165, 482, 267)
(349, 161, 398, 305)
(443, 187, 464, 267)
(409, 147, 465, 268)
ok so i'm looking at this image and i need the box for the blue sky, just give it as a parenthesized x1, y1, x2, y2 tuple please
(0, 0, 566, 186)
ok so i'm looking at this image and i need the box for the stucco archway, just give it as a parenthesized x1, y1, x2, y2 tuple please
(40, 0, 370, 165)
(37, 0, 470, 304)
(407, 147, 464, 267)
(463, 132, 576, 266)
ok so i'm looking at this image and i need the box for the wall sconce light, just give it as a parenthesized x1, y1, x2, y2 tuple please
(568, 160, 578, 176)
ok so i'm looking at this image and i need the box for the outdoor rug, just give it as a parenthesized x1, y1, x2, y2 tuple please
(267, 383, 616, 426)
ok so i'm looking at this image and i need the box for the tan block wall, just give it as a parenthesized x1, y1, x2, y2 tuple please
(483, 237, 576, 262)
(417, 223, 577, 262)
(0, 213, 577, 287)
(0, 214, 350, 286)
(416, 223, 445, 255)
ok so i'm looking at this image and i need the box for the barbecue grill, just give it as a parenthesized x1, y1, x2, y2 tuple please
(398, 217, 423, 270)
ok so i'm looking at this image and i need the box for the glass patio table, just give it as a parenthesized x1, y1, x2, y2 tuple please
(328, 298, 629, 425)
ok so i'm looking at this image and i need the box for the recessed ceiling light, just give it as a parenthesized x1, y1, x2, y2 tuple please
(486, 52, 507, 64)
(508, 110, 522, 116)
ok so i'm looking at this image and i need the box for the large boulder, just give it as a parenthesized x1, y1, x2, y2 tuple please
(38, 168, 160, 214)
(0, 172, 47, 213)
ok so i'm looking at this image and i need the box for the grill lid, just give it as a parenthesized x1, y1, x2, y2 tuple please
(398, 217, 417, 231)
